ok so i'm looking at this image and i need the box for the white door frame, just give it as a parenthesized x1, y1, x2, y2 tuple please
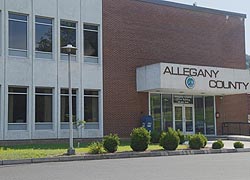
(173, 104, 195, 134)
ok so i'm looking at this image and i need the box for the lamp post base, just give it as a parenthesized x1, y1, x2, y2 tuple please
(67, 148, 76, 155)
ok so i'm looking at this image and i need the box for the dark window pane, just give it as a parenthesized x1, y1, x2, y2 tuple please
(162, 94, 172, 131)
(9, 13, 27, 21)
(150, 94, 161, 131)
(8, 87, 27, 93)
(61, 89, 77, 95)
(9, 20, 27, 50)
(84, 24, 98, 31)
(35, 24, 52, 52)
(35, 88, 52, 94)
(84, 90, 98, 96)
(84, 31, 98, 57)
(60, 27, 76, 54)
(84, 96, 99, 122)
(205, 96, 215, 135)
(35, 95, 53, 122)
(195, 97, 205, 134)
(61, 96, 76, 122)
(60, 21, 76, 28)
(36, 17, 52, 24)
(8, 94, 27, 123)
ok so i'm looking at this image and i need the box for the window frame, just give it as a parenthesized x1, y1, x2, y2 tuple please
(60, 88, 78, 125)
(83, 23, 99, 63)
(8, 87, 28, 130)
(8, 12, 28, 57)
(60, 20, 77, 61)
(35, 16, 53, 60)
(84, 90, 100, 124)
(35, 87, 53, 124)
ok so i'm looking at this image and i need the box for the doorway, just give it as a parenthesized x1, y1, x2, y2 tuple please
(173, 104, 194, 134)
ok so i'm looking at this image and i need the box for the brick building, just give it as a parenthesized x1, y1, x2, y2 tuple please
(103, 0, 248, 137)
(0, 0, 248, 141)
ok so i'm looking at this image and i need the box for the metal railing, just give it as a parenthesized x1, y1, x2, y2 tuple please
(222, 122, 250, 136)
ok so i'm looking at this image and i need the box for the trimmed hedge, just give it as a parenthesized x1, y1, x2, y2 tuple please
(130, 127, 151, 152)
(160, 128, 180, 150)
(103, 134, 120, 153)
(212, 140, 224, 149)
(234, 141, 244, 148)
(189, 134, 204, 150)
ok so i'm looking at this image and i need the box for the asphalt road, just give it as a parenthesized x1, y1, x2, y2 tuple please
(1, 153, 250, 180)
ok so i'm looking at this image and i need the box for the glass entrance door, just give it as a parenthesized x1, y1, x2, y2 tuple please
(174, 105, 194, 134)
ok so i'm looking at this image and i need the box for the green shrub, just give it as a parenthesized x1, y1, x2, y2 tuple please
(176, 130, 185, 144)
(217, 139, 224, 148)
(212, 140, 224, 149)
(130, 127, 151, 152)
(185, 134, 192, 141)
(189, 134, 204, 150)
(159, 128, 180, 150)
(103, 134, 120, 153)
(234, 141, 244, 148)
(198, 133, 207, 148)
(88, 141, 104, 154)
(150, 130, 161, 143)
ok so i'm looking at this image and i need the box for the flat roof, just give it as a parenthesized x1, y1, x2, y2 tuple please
(136, 0, 246, 18)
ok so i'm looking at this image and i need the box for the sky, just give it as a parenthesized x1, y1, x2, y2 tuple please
(166, 0, 250, 55)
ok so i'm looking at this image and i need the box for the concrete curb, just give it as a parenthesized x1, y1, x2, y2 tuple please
(1, 148, 250, 166)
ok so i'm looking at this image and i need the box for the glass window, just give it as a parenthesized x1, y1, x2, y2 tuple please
(84, 24, 98, 57)
(8, 87, 27, 123)
(162, 94, 172, 130)
(195, 96, 205, 134)
(60, 20, 76, 55)
(60, 89, 77, 122)
(35, 88, 53, 123)
(9, 13, 28, 57)
(84, 90, 99, 122)
(205, 96, 215, 135)
(150, 94, 161, 131)
(35, 17, 53, 58)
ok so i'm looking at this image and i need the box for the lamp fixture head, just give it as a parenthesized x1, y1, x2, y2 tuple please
(61, 44, 77, 54)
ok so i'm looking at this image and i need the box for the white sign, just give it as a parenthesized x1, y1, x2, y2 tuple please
(136, 63, 250, 95)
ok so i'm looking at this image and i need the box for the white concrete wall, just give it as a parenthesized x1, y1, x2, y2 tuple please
(0, 0, 103, 140)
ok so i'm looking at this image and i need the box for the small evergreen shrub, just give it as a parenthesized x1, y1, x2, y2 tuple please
(150, 130, 161, 143)
(159, 128, 180, 150)
(189, 134, 204, 150)
(234, 141, 244, 148)
(103, 134, 120, 153)
(198, 133, 207, 148)
(185, 134, 192, 141)
(217, 139, 224, 148)
(88, 141, 104, 154)
(130, 127, 151, 152)
(176, 129, 185, 144)
(212, 140, 224, 149)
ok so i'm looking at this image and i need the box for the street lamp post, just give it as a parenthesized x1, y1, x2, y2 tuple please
(61, 44, 77, 155)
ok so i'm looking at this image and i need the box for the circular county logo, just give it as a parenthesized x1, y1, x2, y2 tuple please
(185, 76, 195, 89)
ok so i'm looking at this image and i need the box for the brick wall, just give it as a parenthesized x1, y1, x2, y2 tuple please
(103, 0, 246, 137)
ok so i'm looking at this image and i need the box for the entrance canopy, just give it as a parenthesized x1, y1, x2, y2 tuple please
(136, 63, 250, 95)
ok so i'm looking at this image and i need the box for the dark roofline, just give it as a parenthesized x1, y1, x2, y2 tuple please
(136, 0, 247, 18)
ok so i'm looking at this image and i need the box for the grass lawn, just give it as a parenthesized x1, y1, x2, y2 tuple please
(0, 141, 188, 160)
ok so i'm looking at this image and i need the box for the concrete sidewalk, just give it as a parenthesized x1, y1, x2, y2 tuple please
(207, 140, 250, 149)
